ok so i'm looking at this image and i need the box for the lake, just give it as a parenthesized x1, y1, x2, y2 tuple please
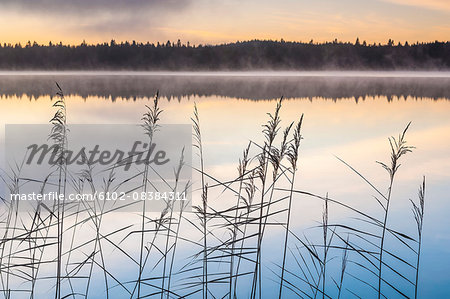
(0, 72, 449, 298)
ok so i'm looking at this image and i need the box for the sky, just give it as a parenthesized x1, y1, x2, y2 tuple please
(0, 0, 449, 45)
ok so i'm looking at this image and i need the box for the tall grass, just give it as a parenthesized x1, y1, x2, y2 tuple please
(411, 177, 425, 299)
(50, 82, 68, 299)
(0, 84, 429, 299)
(278, 115, 303, 299)
(376, 123, 414, 299)
(137, 92, 162, 298)
(192, 103, 209, 299)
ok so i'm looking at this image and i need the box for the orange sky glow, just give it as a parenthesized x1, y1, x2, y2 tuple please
(0, 0, 449, 45)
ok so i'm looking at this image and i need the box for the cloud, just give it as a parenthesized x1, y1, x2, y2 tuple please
(0, 0, 191, 15)
(380, 0, 450, 12)
(0, 0, 194, 41)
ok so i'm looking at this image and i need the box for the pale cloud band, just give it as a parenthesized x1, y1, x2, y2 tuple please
(0, 0, 448, 45)
(0, 0, 190, 13)
(381, 0, 450, 12)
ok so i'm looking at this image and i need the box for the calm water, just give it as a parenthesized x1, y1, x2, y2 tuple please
(0, 72, 449, 298)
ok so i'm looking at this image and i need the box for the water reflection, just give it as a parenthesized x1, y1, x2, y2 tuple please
(0, 74, 449, 297)
(1, 72, 450, 101)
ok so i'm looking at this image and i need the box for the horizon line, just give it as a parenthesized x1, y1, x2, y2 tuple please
(2, 38, 449, 48)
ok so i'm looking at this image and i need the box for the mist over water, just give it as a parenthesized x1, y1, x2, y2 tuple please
(1, 71, 450, 101)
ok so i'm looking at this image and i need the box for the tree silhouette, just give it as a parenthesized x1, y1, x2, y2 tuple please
(0, 39, 449, 70)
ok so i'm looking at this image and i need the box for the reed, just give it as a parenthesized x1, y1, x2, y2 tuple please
(411, 177, 425, 299)
(192, 103, 209, 299)
(50, 82, 68, 299)
(278, 115, 303, 299)
(376, 123, 414, 299)
(0, 87, 429, 299)
(251, 98, 283, 299)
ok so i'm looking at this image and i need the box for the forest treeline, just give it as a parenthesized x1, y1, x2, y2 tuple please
(0, 39, 449, 70)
